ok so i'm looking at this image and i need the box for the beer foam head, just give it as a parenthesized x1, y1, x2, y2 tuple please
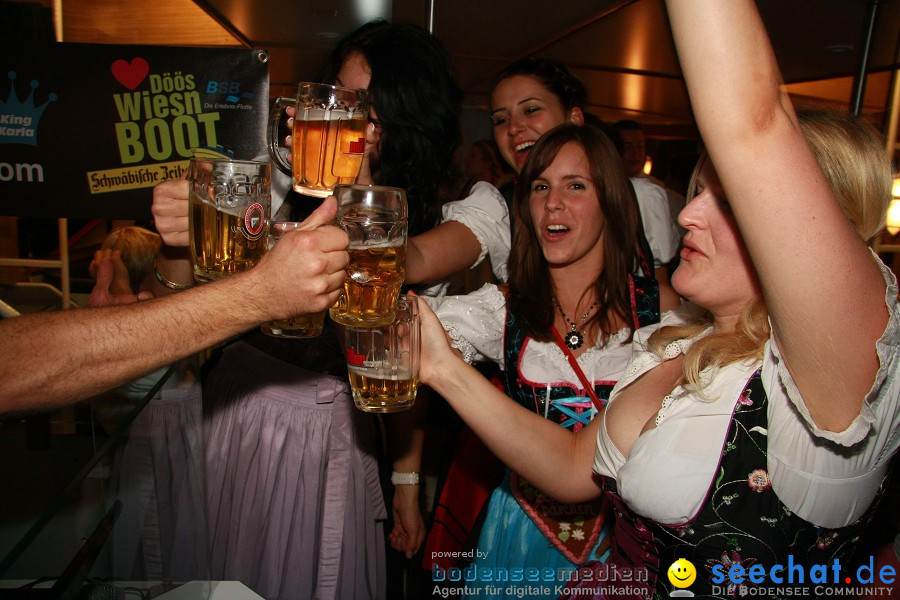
(348, 239, 405, 249)
(301, 107, 363, 120)
(349, 364, 414, 379)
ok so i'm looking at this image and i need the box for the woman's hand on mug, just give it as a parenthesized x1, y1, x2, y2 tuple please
(407, 292, 460, 388)
(152, 178, 190, 247)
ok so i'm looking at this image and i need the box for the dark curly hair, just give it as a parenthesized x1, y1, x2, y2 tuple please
(322, 20, 463, 237)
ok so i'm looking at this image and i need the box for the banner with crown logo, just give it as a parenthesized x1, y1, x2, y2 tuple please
(0, 42, 269, 220)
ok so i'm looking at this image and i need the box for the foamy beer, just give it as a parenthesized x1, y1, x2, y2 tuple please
(268, 82, 368, 197)
(189, 158, 271, 283)
(329, 185, 407, 328)
(260, 221, 327, 338)
(344, 295, 420, 413)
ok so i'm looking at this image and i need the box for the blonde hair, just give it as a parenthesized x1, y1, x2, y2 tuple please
(100, 226, 162, 293)
(649, 108, 891, 392)
(796, 108, 892, 245)
(648, 299, 770, 395)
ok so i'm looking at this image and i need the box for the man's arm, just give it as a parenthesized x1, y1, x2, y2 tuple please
(0, 198, 348, 414)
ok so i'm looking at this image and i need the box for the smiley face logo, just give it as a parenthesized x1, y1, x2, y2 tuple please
(667, 558, 697, 589)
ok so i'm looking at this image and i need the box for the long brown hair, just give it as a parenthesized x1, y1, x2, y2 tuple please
(507, 124, 639, 344)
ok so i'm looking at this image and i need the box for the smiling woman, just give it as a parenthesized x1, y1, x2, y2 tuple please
(490, 70, 585, 171)
(488, 57, 681, 280)
(489, 58, 585, 159)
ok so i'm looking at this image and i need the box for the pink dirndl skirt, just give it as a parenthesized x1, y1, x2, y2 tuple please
(202, 341, 387, 600)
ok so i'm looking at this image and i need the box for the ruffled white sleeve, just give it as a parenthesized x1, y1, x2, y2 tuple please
(767, 251, 900, 447)
(441, 181, 511, 282)
(434, 283, 507, 368)
(765, 250, 900, 526)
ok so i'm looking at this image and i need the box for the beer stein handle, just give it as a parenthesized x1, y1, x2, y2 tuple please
(267, 97, 295, 177)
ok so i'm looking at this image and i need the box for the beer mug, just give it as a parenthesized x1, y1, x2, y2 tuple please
(268, 82, 368, 198)
(260, 221, 327, 338)
(344, 295, 420, 413)
(329, 184, 407, 328)
(189, 158, 271, 283)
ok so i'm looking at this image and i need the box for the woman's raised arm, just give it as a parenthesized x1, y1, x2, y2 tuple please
(665, 0, 890, 432)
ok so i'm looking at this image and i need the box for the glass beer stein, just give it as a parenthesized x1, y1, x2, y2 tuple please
(268, 82, 368, 198)
(329, 184, 407, 328)
(188, 157, 271, 283)
(344, 295, 420, 413)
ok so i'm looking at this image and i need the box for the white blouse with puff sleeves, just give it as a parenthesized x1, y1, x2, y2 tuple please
(435, 283, 637, 386)
(593, 253, 900, 529)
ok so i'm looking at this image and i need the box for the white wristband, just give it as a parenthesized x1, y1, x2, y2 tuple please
(391, 471, 420, 485)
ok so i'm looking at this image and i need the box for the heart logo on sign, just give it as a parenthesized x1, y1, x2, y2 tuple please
(111, 58, 149, 90)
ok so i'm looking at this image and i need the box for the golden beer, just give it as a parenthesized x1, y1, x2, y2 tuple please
(330, 242, 406, 327)
(268, 84, 368, 198)
(292, 110, 366, 197)
(343, 295, 420, 413)
(190, 192, 268, 282)
(348, 365, 419, 413)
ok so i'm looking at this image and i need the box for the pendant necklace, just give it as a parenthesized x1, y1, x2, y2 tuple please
(553, 298, 599, 350)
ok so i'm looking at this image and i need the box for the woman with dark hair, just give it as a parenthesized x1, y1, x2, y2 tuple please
(321, 20, 460, 237)
(429, 123, 680, 599)
(488, 57, 587, 171)
(303, 19, 510, 284)
(488, 56, 680, 282)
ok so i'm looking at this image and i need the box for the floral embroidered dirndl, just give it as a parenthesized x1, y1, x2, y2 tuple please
(560, 369, 891, 600)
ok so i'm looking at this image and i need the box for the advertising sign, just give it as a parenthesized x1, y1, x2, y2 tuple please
(0, 42, 269, 220)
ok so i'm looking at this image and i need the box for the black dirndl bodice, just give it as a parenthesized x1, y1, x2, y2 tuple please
(501, 274, 661, 423)
(601, 369, 890, 600)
